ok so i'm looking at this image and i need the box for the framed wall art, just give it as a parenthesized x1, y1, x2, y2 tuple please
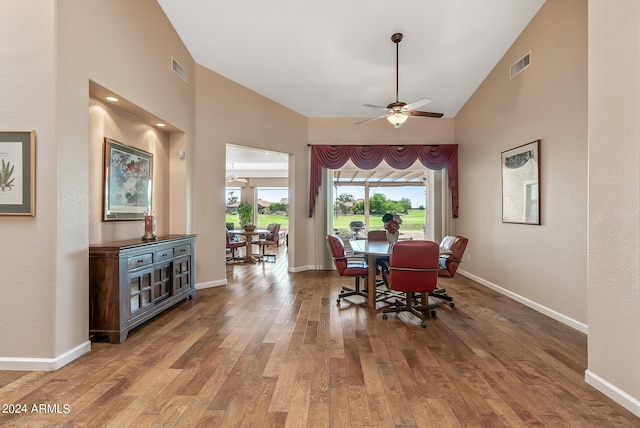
(501, 140, 540, 225)
(103, 137, 153, 221)
(0, 130, 35, 216)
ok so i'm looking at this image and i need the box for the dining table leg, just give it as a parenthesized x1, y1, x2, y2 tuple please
(367, 254, 377, 308)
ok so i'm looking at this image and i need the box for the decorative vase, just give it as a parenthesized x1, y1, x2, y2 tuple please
(386, 231, 399, 244)
(142, 212, 157, 241)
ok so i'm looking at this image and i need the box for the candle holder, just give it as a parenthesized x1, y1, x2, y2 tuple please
(142, 212, 157, 241)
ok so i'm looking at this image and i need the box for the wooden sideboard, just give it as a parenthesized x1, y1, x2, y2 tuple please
(89, 234, 196, 343)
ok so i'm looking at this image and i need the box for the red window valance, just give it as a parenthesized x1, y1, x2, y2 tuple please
(309, 144, 458, 218)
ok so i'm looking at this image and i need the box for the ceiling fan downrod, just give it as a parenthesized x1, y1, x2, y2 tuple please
(392, 32, 403, 103)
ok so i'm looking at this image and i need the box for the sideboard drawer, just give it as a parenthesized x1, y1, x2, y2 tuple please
(174, 244, 191, 256)
(154, 248, 174, 262)
(127, 253, 153, 270)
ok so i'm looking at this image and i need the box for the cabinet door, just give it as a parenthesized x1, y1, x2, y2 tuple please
(153, 262, 173, 303)
(128, 267, 154, 321)
(173, 255, 192, 294)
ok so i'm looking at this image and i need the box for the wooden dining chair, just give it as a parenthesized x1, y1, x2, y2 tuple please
(381, 240, 440, 327)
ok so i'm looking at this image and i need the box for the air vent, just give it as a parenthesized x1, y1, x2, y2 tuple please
(510, 52, 531, 79)
(171, 57, 188, 83)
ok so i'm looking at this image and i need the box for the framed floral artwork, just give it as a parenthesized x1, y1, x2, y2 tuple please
(103, 138, 153, 221)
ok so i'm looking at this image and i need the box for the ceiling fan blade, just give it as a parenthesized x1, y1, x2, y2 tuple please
(408, 110, 444, 118)
(355, 114, 387, 125)
(363, 104, 389, 111)
(404, 97, 432, 111)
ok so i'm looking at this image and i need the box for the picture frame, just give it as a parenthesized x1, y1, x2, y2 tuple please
(103, 137, 153, 221)
(501, 140, 540, 225)
(0, 130, 35, 216)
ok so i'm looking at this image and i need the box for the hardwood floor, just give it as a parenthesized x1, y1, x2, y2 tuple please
(1, 245, 638, 427)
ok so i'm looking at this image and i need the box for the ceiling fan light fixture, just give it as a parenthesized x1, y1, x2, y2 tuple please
(387, 112, 408, 128)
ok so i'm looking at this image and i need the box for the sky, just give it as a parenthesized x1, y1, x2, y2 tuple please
(234, 185, 427, 209)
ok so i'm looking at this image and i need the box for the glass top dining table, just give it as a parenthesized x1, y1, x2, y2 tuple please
(349, 239, 451, 308)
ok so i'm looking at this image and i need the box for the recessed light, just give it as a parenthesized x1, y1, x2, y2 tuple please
(105, 96, 118, 102)
(157, 123, 166, 127)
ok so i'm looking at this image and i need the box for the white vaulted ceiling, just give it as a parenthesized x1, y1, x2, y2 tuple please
(158, 0, 545, 119)
(161, 1, 546, 179)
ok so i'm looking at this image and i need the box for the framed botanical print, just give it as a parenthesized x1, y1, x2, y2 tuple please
(0, 130, 35, 216)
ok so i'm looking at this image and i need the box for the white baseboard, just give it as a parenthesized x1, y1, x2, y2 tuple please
(288, 265, 324, 272)
(457, 269, 588, 334)
(196, 279, 227, 290)
(0, 340, 91, 371)
(585, 369, 640, 417)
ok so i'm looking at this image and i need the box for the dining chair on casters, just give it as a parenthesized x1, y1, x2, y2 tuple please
(367, 230, 387, 241)
(381, 240, 440, 328)
(327, 234, 374, 305)
(258, 223, 280, 262)
(429, 235, 469, 308)
(226, 228, 246, 263)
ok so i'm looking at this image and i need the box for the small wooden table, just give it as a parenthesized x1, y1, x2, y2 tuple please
(349, 239, 451, 308)
(229, 229, 269, 263)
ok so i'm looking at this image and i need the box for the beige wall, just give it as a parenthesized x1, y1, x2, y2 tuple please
(587, 0, 640, 410)
(454, 0, 588, 329)
(193, 65, 309, 286)
(0, 0, 195, 367)
(0, 1, 57, 362)
(308, 117, 455, 145)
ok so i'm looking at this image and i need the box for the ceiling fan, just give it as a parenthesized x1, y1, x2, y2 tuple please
(357, 32, 443, 128)
(226, 164, 248, 183)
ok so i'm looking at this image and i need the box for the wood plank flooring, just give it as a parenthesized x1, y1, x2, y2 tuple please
(1, 245, 638, 427)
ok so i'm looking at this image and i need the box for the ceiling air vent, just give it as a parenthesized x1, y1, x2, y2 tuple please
(510, 52, 531, 79)
(171, 57, 188, 83)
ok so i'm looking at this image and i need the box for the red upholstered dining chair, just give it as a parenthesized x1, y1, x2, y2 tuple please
(428, 235, 469, 307)
(438, 235, 468, 277)
(367, 230, 387, 241)
(381, 240, 440, 328)
(258, 223, 280, 262)
(226, 228, 246, 263)
(327, 234, 373, 305)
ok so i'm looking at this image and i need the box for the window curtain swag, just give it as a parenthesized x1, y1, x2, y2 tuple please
(309, 144, 458, 218)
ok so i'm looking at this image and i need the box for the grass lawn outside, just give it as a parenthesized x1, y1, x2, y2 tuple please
(332, 209, 426, 231)
(225, 209, 426, 238)
(226, 213, 289, 229)
(330, 209, 427, 240)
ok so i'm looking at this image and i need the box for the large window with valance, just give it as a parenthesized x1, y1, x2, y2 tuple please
(308, 144, 458, 218)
